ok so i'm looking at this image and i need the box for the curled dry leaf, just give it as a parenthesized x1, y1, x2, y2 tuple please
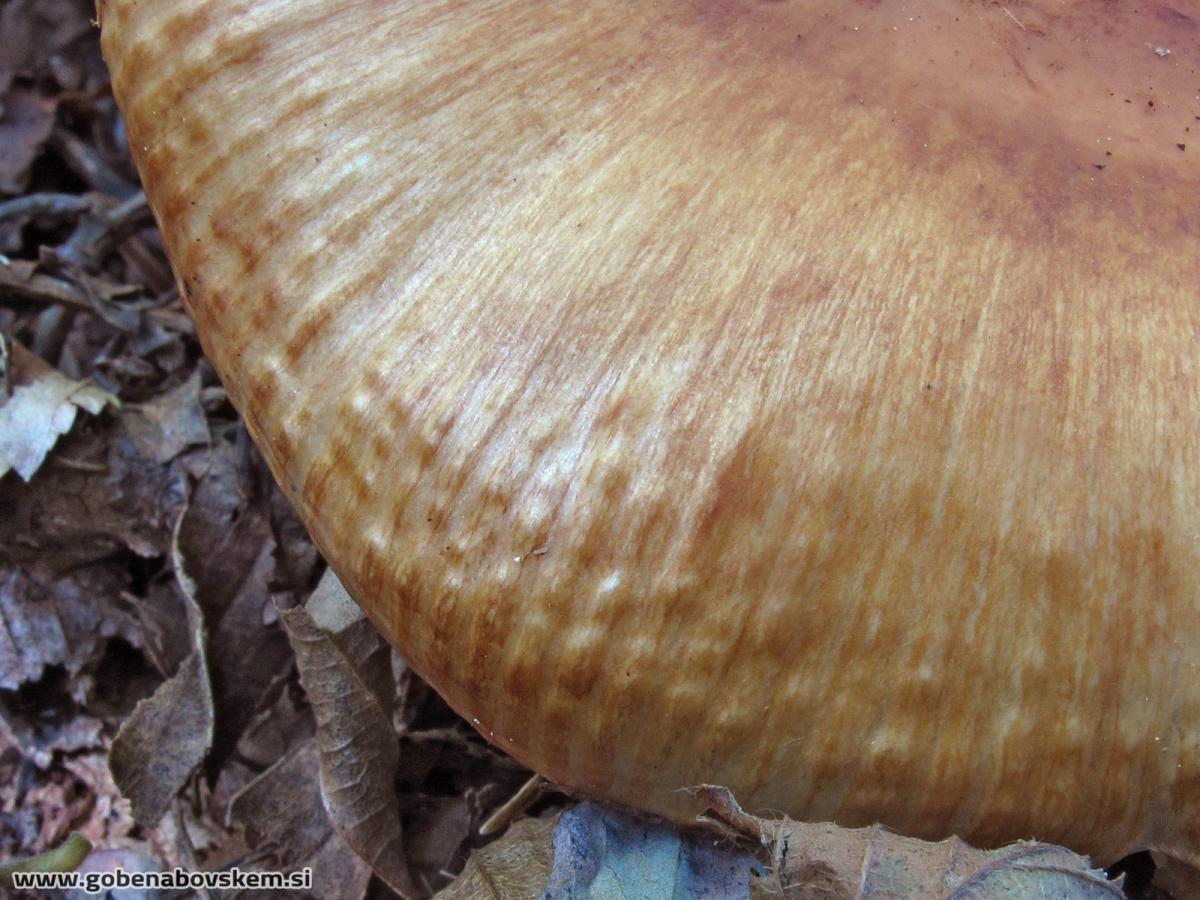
(280, 569, 417, 898)
(305, 568, 396, 714)
(108, 508, 214, 827)
(0, 341, 117, 481)
(206, 535, 294, 770)
(230, 737, 373, 899)
(174, 433, 274, 615)
(697, 786, 1124, 900)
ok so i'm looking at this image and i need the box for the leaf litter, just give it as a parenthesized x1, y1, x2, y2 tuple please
(0, 2, 1182, 898)
(280, 571, 418, 898)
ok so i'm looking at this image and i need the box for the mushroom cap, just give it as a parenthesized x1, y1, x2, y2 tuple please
(99, 0, 1200, 864)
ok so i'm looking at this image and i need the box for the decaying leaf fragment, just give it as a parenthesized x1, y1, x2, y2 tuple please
(697, 786, 1125, 900)
(0, 86, 56, 193)
(230, 737, 374, 899)
(280, 569, 417, 897)
(107, 507, 214, 827)
(437, 814, 559, 900)
(118, 368, 208, 464)
(0, 341, 117, 481)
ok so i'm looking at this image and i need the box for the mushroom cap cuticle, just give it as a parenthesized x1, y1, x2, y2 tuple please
(98, 0, 1200, 868)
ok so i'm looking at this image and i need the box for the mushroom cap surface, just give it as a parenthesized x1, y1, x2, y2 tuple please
(98, 0, 1200, 864)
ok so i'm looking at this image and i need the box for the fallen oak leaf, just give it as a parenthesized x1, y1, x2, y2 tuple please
(279, 569, 417, 898)
(0, 341, 117, 481)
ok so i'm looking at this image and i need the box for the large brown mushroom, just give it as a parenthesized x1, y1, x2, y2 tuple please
(97, 0, 1200, 868)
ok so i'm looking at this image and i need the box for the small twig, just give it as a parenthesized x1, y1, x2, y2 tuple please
(31, 305, 73, 364)
(479, 774, 544, 836)
(0, 262, 92, 310)
(50, 454, 109, 473)
(57, 190, 153, 270)
(0, 258, 140, 331)
(0, 330, 10, 402)
(0, 192, 92, 224)
(50, 127, 137, 198)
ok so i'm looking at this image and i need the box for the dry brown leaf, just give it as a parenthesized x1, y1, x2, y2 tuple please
(306, 568, 396, 713)
(1150, 854, 1200, 900)
(230, 736, 373, 898)
(108, 510, 214, 827)
(0, 567, 74, 691)
(61, 752, 138, 851)
(280, 569, 417, 898)
(305, 827, 375, 900)
(231, 738, 328, 861)
(118, 369, 208, 464)
(0, 421, 188, 570)
(436, 815, 558, 900)
(697, 786, 1124, 900)
(207, 535, 294, 768)
(175, 434, 273, 616)
(0, 85, 56, 193)
(0, 566, 139, 694)
(0, 699, 102, 771)
(235, 671, 314, 769)
(107, 649, 211, 829)
(0, 341, 117, 481)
